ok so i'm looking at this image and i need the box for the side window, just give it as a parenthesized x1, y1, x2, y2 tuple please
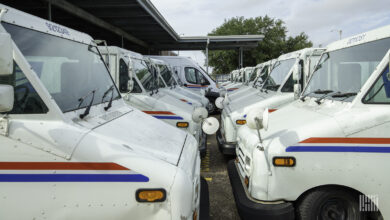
(185, 67, 197, 84)
(131, 79, 142, 93)
(363, 67, 390, 104)
(0, 63, 48, 114)
(281, 74, 294, 92)
(119, 59, 130, 93)
(197, 70, 210, 85)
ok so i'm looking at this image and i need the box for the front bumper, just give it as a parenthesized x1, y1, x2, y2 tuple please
(199, 177, 210, 220)
(199, 131, 207, 158)
(216, 129, 237, 155)
(227, 160, 294, 220)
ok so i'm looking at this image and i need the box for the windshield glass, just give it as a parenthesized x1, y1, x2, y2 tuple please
(132, 58, 156, 92)
(159, 64, 175, 86)
(262, 59, 295, 91)
(304, 38, 390, 102)
(3, 23, 120, 113)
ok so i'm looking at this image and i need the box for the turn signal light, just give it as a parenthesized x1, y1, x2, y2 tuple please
(244, 176, 249, 187)
(176, 122, 189, 128)
(136, 189, 166, 202)
(273, 157, 296, 167)
(236, 119, 246, 125)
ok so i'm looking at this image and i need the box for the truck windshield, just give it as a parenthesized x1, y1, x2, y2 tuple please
(159, 64, 175, 86)
(304, 37, 390, 102)
(3, 23, 120, 113)
(131, 58, 157, 92)
(261, 59, 295, 91)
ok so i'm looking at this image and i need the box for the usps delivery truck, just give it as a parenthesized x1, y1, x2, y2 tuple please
(149, 58, 209, 108)
(217, 48, 324, 155)
(148, 55, 220, 113)
(100, 46, 219, 157)
(0, 5, 209, 219)
(229, 25, 390, 219)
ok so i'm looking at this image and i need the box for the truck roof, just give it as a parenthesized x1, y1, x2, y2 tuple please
(327, 24, 390, 51)
(277, 48, 323, 61)
(0, 4, 93, 44)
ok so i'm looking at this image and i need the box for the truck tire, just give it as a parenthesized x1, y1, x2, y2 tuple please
(297, 187, 367, 220)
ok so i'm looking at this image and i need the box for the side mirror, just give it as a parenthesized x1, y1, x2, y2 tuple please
(246, 107, 269, 131)
(292, 64, 301, 82)
(127, 80, 134, 92)
(0, 85, 14, 112)
(0, 33, 13, 76)
(294, 84, 302, 100)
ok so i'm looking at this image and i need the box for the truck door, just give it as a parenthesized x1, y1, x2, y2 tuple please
(184, 67, 210, 90)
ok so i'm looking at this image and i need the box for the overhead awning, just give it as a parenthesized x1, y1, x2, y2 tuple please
(1, 0, 263, 54)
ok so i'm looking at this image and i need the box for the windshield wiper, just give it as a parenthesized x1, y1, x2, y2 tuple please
(315, 91, 340, 104)
(332, 92, 358, 101)
(300, 89, 334, 101)
(78, 89, 97, 119)
(102, 85, 115, 111)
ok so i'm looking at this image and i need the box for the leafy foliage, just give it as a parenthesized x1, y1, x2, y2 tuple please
(206, 16, 312, 74)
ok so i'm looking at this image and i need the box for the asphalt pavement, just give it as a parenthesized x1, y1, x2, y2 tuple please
(201, 115, 240, 220)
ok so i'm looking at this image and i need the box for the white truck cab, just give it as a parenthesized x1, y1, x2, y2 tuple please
(100, 46, 218, 157)
(149, 56, 220, 113)
(217, 48, 324, 155)
(224, 61, 272, 100)
(221, 67, 255, 93)
(149, 58, 209, 109)
(0, 4, 208, 220)
(229, 25, 390, 220)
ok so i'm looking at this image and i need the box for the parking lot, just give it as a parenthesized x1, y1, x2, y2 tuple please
(201, 115, 240, 220)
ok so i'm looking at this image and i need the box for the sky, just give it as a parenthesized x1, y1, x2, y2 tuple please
(150, 0, 390, 72)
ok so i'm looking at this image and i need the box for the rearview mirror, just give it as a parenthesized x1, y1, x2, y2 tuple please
(0, 33, 13, 76)
(0, 85, 14, 112)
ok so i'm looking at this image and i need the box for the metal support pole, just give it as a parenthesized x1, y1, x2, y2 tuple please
(121, 35, 124, 48)
(206, 38, 210, 74)
(48, 0, 52, 21)
(239, 47, 243, 68)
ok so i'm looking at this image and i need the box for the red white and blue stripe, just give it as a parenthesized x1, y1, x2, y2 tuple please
(227, 88, 239, 92)
(286, 137, 390, 153)
(0, 162, 149, 182)
(185, 84, 208, 89)
(143, 111, 184, 120)
(180, 99, 193, 105)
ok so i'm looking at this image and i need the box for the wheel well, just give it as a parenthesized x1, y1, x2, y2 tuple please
(294, 184, 383, 219)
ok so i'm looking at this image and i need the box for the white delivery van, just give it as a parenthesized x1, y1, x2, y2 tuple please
(229, 25, 390, 219)
(148, 56, 220, 113)
(217, 48, 324, 155)
(0, 4, 208, 220)
(149, 58, 209, 108)
(100, 46, 218, 157)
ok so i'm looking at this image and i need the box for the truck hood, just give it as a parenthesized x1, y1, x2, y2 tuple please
(238, 98, 345, 155)
(86, 108, 188, 165)
(226, 91, 277, 114)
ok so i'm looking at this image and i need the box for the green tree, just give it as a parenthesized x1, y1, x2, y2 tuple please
(206, 16, 313, 74)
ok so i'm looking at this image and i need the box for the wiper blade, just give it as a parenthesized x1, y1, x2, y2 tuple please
(300, 89, 334, 101)
(102, 85, 115, 111)
(332, 92, 357, 98)
(315, 91, 340, 104)
(78, 89, 97, 119)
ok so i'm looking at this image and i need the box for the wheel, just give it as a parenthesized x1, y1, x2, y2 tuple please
(297, 187, 367, 220)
